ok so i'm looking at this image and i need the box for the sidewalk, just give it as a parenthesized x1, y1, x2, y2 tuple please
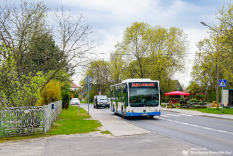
(161, 107, 233, 120)
(81, 104, 151, 137)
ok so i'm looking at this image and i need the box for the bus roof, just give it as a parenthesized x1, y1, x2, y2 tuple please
(110, 79, 159, 88)
(121, 79, 158, 83)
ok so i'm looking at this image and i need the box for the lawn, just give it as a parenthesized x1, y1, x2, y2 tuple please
(0, 105, 102, 142)
(185, 108, 233, 115)
(48, 105, 101, 135)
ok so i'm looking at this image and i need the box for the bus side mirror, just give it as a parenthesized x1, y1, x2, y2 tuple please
(160, 89, 163, 95)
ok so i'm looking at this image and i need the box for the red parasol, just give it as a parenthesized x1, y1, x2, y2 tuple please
(165, 91, 190, 96)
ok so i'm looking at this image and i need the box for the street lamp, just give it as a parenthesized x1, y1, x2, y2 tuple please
(200, 21, 220, 108)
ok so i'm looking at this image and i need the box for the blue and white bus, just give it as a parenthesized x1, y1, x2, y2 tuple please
(110, 79, 161, 118)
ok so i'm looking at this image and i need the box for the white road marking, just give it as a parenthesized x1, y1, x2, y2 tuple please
(162, 114, 193, 117)
(160, 117, 233, 136)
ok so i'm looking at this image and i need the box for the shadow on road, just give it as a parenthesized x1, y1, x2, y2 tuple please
(112, 113, 160, 121)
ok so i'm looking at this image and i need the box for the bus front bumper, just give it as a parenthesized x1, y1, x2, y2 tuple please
(126, 112, 161, 116)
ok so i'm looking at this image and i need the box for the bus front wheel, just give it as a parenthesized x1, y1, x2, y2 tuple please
(113, 106, 117, 114)
(122, 109, 127, 119)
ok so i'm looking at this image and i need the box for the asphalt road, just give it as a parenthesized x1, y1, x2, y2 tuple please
(98, 105, 233, 155)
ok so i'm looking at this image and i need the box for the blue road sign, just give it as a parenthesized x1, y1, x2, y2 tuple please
(219, 79, 227, 87)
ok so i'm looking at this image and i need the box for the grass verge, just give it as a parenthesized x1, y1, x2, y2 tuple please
(184, 108, 233, 115)
(0, 105, 101, 142)
(101, 131, 112, 135)
(48, 105, 101, 135)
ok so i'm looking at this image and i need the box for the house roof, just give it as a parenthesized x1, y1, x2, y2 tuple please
(71, 82, 79, 88)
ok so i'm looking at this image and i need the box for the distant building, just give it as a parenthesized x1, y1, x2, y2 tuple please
(70, 82, 80, 91)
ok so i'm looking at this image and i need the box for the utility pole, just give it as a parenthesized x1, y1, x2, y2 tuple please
(200, 21, 220, 108)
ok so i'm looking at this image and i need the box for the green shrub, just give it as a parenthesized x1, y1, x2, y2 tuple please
(62, 93, 70, 108)
(161, 104, 166, 107)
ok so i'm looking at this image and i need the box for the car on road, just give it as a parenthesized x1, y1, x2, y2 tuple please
(93, 95, 110, 109)
(70, 98, 80, 105)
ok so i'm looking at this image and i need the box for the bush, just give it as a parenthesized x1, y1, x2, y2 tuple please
(62, 93, 70, 108)
(208, 91, 221, 102)
(38, 80, 62, 106)
(161, 104, 166, 107)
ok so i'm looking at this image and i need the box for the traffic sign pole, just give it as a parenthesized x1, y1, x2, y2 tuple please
(88, 82, 89, 115)
(219, 79, 227, 114)
(84, 76, 93, 115)
(222, 87, 223, 114)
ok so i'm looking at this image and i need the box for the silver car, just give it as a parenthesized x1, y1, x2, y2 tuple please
(70, 98, 80, 105)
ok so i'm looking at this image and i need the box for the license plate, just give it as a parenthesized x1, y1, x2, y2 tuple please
(141, 114, 148, 116)
(102, 105, 105, 106)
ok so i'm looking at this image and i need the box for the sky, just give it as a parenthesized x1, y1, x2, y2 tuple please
(7, 0, 230, 87)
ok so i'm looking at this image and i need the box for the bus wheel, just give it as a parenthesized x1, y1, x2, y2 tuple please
(149, 116, 154, 119)
(113, 106, 117, 114)
(122, 112, 127, 119)
(122, 108, 127, 119)
(93, 105, 95, 108)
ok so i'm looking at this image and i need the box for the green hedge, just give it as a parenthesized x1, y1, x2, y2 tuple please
(62, 93, 70, 108)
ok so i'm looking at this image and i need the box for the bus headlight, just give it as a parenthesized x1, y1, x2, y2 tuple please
(128, 110, 134, 113)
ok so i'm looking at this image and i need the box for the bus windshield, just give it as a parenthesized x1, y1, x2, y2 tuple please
(129, 87, 159, 107)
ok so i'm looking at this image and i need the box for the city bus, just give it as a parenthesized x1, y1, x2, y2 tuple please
(110, 79, 161, 118)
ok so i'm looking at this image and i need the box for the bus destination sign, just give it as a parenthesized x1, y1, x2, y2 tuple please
(130, 82, 157, 88)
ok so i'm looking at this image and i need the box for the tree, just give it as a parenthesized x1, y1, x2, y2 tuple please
(85, 60, 111, 95)
(109, 46, 127, 84)
(38, 79, 62, 106)
(192, 38, 216, 101)
(214, 2, 233, 87)
(191, 2, 233, 101)
(0, 44, 44, 107)
(0, 1, 96, 88)
(0, 1, 49, 77)
(0, 1, 96, 106)
(41, 6, 96, 91)
(111, 22, 188, 94)
(26, 32, 64, 75)
(187, 81, 201, 93)
(120, 22, 150, 78)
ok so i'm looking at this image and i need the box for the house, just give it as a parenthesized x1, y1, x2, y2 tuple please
(70, 82, 80, 91)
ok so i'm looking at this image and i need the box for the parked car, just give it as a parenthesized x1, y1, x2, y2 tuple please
(70, 98, 80, 105)
(93, 95, 110, 108)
